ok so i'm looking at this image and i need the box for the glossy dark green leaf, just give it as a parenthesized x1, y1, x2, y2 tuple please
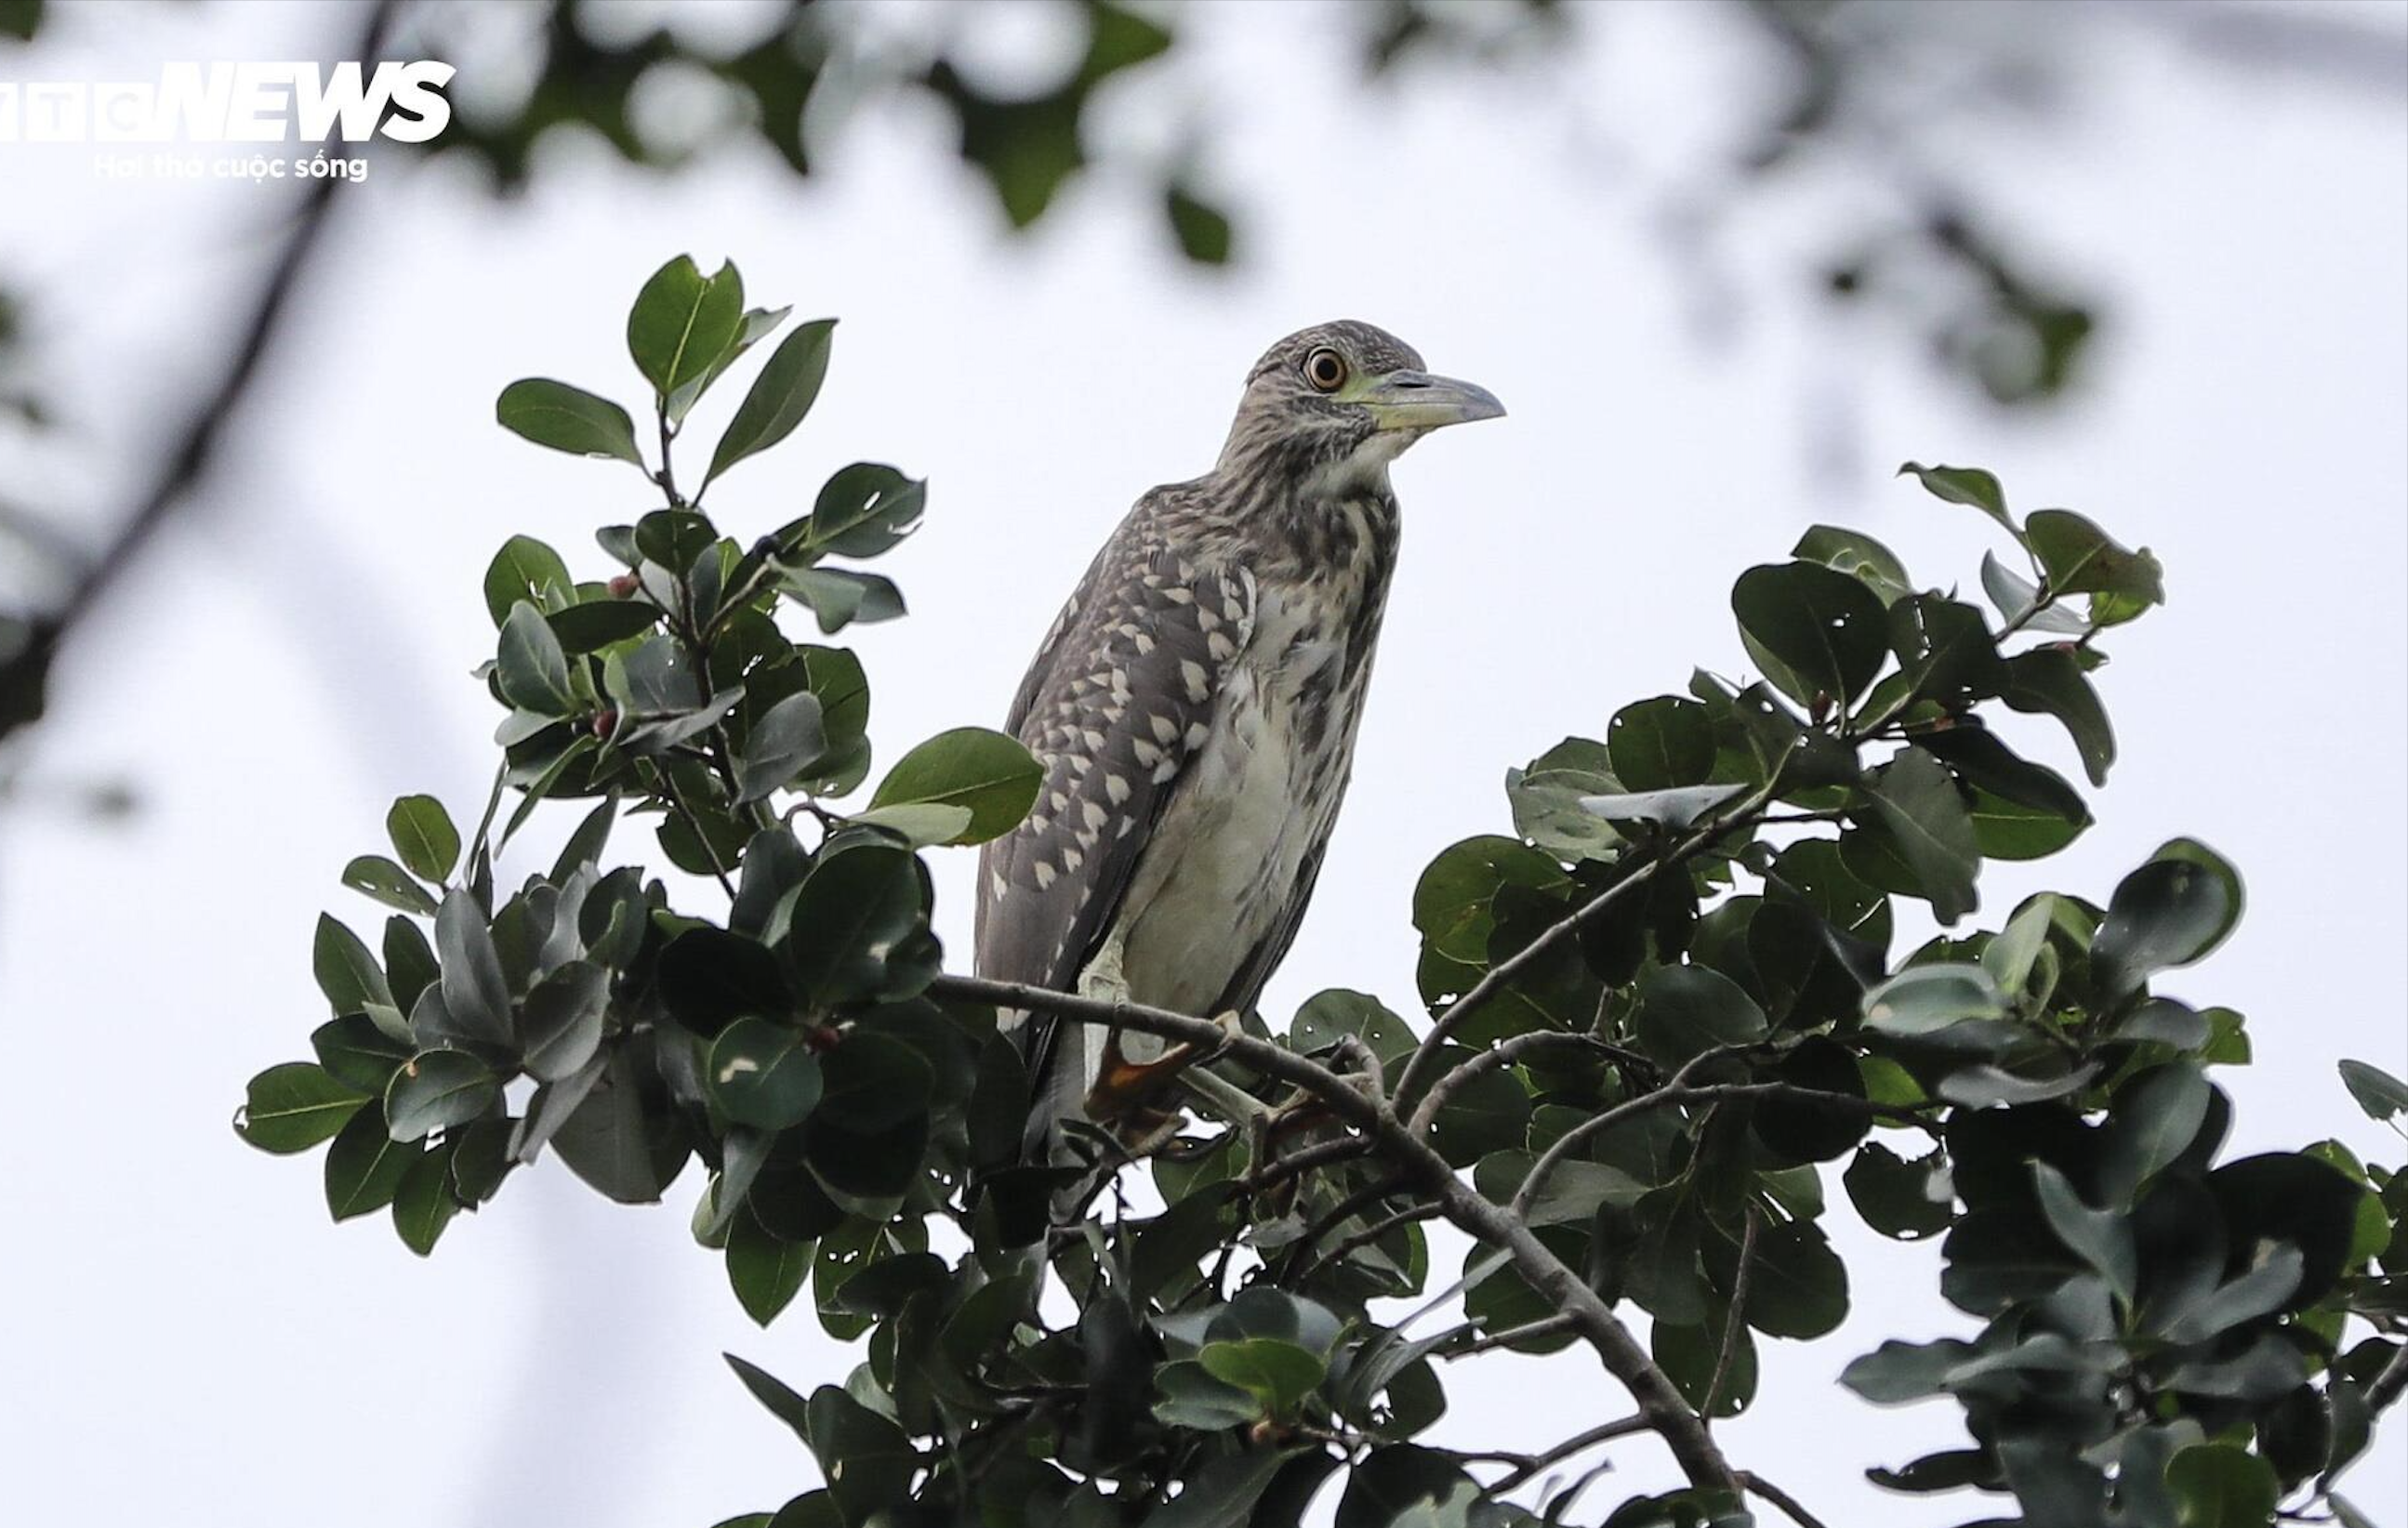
(1290, 989, 1419, 1072)
(520, 959, 608, 1081)
(865, 727, 1039, 844)
(311, 913, 395, 1021)
(392, 1140, 462, 1256)
(1793, 524, 1912, 604)
(1898, 461, 2015, 533)
(483, 534, 575, 626)
(808, 463, 926, 560)
(1741, 1220, 1849, 1338)
(340, 854, 437, 915)
(496, 599, 576, 716)
(775, 565, 905, 634)
(724, 1351, 814, 1443)
(657, 927, 790, 1037)
(2030, 1161, 2136, 1303)
(2164, 1444, 2277, 1528)
(1334, 1445, 1484, 1528)
(1607, 697, 1716, 790)
(1861, 964, 2006, 1036)
(2091, 840, 2243, 1001)
(2026, 507, 2163, 605)
(726, 1205, 811, 1325)
(1841, 1337, 1976, 1403)
(1886, 595, 2006, 711)
(1197, 1337, 1325, 1416)
(2004, 647, 2114, 785)
(2098, 1061, 2211, 1205)
(234, 1062, 367, 1153)
(496, 377, 643, 466)
(384, 794, 460, 884)
(1862, 747, 1978, 924)
(802, 1384, 916, 1525)
(627, 255, 745, 399)
(385, 1050, 500, 1142)
(311, 1013, 415, 1096)
(324, 1103, 415, 1220)
(734, 692, 827, 804)
(434, 889, 514, 1047)
(2339, 1059, 2408, 1123)
(1634, 963, 1767, 1067)
(1846, 1143, 1953, 1240)
(1731, 560, 1891, 707)
(708, 1018, 825, 1130)
(784, 844, 928, 1007)
(706, 319, 836, 486)
(548, 597, 662, 653)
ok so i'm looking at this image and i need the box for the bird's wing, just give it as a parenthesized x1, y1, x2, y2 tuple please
(975, 507, 1256, 1115)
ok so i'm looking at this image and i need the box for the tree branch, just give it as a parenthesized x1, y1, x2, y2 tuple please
(1487, 1413, 1653, 1492)
(922, 969, 1743, 1495)
(1740, 1471, 1835, 1528)
(1407, 1029, 1608, 1137)
(1390, 776, 1787, 1112)
(0, 0, 401, 742)
(1702, 1205, 1762, 1420)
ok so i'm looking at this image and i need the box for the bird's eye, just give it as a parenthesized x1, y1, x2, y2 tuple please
(1303, 348, 1348, 393)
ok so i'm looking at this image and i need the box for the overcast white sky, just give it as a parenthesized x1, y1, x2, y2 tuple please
(1, 2, 2403, 1524)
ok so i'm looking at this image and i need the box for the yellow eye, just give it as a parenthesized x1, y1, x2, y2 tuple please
(1303, 348, 1348, 393)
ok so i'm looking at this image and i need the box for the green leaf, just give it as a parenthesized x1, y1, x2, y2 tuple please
(1634, 963, 1767, 1068)
(708, 1018, 826, 1130)
(1152, 1357, 1268, 1429)
(706, 319, 836, 486)
(668, 305, 788, 426)
(548, 597, 662, 653)
(1841, 1337, 1977, 1403)
(1978, 549, 2089, 634)
(2025, 508, 2163, 605)
(2099, 1061, 2211, 1205)
(2031, 1161, 2137, 1303)
(496, 378, 643, 466)
(385, 794, 460, 884)
(385, 1050, 501, 1141)
(311, 1014, 414, 1095)
(496, 599, 576, 716)
(774, 565, 905, 635)
(1886, 595, 2006, 711)
(2004, 647, 2115, 785)
(1862, 964, 2006, 1036)
(1197, 1337, 1326, 1416)
(1290, 989, 1420, 1072)
(520, 960, 608, 1082)
(1607, 697, 1716, 789)
(1845, 1143, 1953, 1240)
(784, 845, 928, 1007)
(340, 854, 437, 915)
(312, 913, 400, 1032)
(2339, 1059, 2408, 1124)
(1862, 747, 1979, 923)
(1898, 461, 2015, 533)
(2091, 840, 2243, 1001)
(867, 727, 1042, 845)
(483, 535, 574, 626)
(627, 255, 745, 399)
(1164, 183, 1234, 265)
(726, 1206, 811, 1325)
(433, 889, 515, 1047)
(392, 1140, 462, 1255)
(807, 463, 926, 560)
(802, 1386, 915, 1525)
(233, 1062, 367, 1153)
(844, 803, 974, 847)
(735, 692, 827, 804)
(1578, 782, 1746, 830)
(1731, 560, 1891, 707)
(2164, 1444, 2277, 1528)
(324, 1104, 415, 1220)
(725, 1352, 814, 1443)
(1793, 524, 1912, 604)
(1739, 1221, 1849, 1338)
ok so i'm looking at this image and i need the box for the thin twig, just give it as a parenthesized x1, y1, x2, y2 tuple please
(1249, 1134, 1370, 1191)
(1299, 1202, 1438, 1282)
(1702, 1205, 1762, 1421)
(1488, 1413, 1654, 1492)
(1390, 773, 1788, 1112)
(1740, 1471, 1836, 1528)
(1444, 1312, 1578, 1359)
(1408, 1030, 1609, 1137)
(0, 0, 404, 742)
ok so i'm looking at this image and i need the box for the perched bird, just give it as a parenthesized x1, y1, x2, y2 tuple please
(975, 321, 1503, 1153)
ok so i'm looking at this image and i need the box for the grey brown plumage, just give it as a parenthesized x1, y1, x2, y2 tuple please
(974, 321, 1502, 1145)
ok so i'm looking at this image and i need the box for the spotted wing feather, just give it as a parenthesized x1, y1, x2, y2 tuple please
(975, 501, 1256, 1123)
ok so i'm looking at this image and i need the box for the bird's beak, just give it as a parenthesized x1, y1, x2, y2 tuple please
(1360, 369, 1507, 433)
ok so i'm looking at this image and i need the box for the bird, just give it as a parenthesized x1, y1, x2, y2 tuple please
(973, 321, 1503, 1157)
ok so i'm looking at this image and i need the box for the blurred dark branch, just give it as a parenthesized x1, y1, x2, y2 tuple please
(0, 0, 399, 743)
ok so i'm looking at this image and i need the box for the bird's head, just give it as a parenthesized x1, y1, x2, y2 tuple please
(1215, 320, 1504, 497)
